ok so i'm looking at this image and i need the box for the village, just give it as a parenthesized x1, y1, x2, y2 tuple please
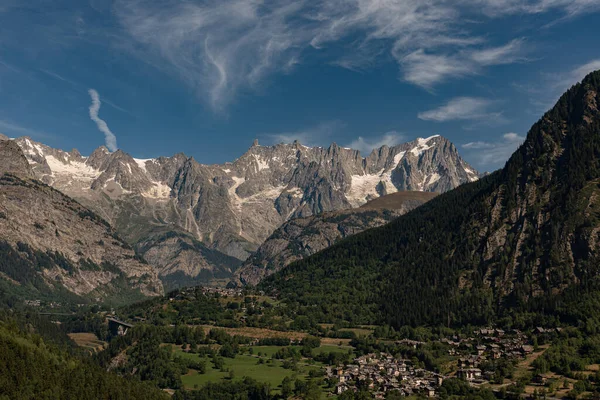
(328, 327, 542, 397)
(329, 352, 443, 398)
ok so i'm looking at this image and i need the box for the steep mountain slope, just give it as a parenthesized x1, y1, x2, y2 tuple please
(0, 140, 163, 303)
(236, 191, 437, 286)
(261, 70, 600, 328)
(14, 135, 477, 284)
(136, 229, 242, 290)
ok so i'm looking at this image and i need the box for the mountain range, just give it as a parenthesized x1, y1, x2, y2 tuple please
(8, 134, 478, 288)
(260, 70, 600, 328)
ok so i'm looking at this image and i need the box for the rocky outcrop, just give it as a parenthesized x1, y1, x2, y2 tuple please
(237, 191, 437, 286)
(0, 140, 34, 178)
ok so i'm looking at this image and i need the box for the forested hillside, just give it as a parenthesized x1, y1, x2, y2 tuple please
(261, 70, 600, 329)
(0, 310, 168, 400)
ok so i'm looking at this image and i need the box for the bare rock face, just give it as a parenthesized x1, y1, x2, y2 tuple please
(0, 143, 163, 300)
(12, 134, 477, 285)
(236, 191, 438, 286)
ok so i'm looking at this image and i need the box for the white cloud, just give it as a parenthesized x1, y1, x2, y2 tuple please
(346, 132, 406, 154)
(469, 39, 527, 66)
(114, 0, 588, 110)
(263, 122, 405, 154)
(401, 51, 475, 89)
(263, 120, 343, 147)
(418, 97, 502, 122)
(462, 132, 525, 169)
(468, 0, 600, 17)
(88, 89, 118, 152)
(401, 39, 527, 88)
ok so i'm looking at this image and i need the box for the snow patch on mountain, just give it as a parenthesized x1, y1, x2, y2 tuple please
(410, 136, 438, 156)
(348, 170, 385, 207)
(253, 155, 270, 172)
(134, 158, 151, 172)
(393, 151, 406, 168)
(45, 155, 100, 182)
(427, 172, 441, 185)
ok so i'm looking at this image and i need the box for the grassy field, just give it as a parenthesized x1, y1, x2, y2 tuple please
(172, 345, 331, 397)
(312, 344, 354, 355)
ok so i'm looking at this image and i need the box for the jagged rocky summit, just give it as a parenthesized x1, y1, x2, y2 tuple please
(11, 134, 478, 286)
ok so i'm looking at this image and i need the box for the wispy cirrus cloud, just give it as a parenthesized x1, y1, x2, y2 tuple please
(88, 89, 118, 152)
(462, 132, 525, 170)
(346, 132, 406, 155)
(418, 97, 503, 122)
(401, 51, 476, 89)
(0, 119, 54, 139)
(470, 39, 527, 66)
(401, 39, 528, 89)
(554, 59, 600, 92)
(469, 0, 600, 17)
(114, 0, 584, 110)
(515, 58, 600, 115)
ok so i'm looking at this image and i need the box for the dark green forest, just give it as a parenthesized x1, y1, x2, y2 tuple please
(0, 310, 168, 400)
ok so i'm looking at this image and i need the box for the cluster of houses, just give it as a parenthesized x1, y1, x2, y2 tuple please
(200, 286, 245, 297)
(24, 299, 63, 308)
(165, 286, 245, 302)
(441, 327, 533, 383)
(328, 327, 541, 396)
(329, 353, 444, 398)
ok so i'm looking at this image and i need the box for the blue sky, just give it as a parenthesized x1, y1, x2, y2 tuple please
(0, 1, 599, 172)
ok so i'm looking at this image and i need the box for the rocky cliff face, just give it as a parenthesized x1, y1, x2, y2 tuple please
(0, 143, 163, 301)
(237, 191, 437, 286)
(13, 135, 477, 284)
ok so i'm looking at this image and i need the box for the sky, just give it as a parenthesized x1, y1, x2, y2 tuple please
(0, 1, 600, 172)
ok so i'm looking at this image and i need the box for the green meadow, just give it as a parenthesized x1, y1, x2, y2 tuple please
(172, 345, 332, 396)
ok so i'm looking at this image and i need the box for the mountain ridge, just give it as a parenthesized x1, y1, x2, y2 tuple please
(0, 141, 163, 303)
(260, 70, 600, 328)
